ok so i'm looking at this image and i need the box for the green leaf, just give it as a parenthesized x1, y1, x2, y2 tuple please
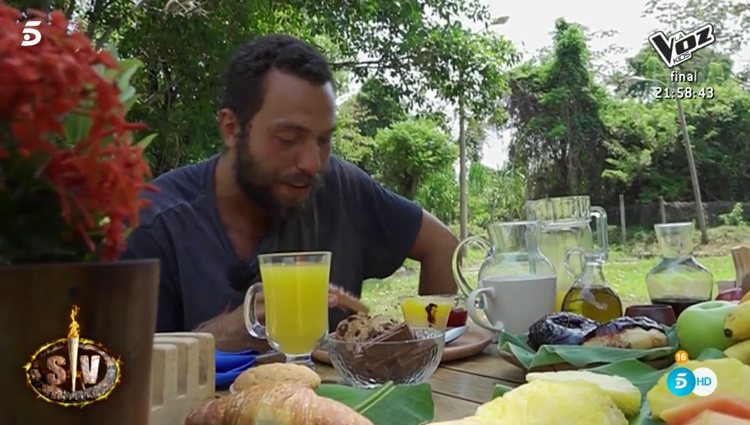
(491, 383, 513, 399)
(62, 113, 92, 145)
(315, 383, 434, 425)
(498, 327, 679, 369)
(136, 134, 157, 150)
(117, 58, 143, 93)
(122, 95, 139, 115)
(119, 86, 136, 103)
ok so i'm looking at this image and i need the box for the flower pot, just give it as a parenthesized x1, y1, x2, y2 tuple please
(0, 259, 160, 424)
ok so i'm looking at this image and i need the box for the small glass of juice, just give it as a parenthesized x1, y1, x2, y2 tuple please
(399, 294, 456, 330)
(447, 295, 468, 327)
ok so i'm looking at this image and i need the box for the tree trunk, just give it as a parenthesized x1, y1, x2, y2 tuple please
(458, 97, 468, 240)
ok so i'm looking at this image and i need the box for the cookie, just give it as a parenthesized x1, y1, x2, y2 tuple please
(334, 313, 401, 342)
(233, 363, 321, 392)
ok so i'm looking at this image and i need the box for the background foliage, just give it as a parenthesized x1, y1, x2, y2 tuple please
(11, 0, 750, 236)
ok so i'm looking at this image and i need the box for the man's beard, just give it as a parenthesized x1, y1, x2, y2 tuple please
(233, 138, 321, 219)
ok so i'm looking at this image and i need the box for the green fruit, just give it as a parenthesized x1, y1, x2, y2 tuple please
(676, 300, 737, 358)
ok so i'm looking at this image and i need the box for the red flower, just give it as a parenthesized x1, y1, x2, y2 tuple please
(0, 1, 156, 261)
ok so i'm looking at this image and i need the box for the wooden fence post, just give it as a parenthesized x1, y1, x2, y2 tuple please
(619, 194, 626, 244)
(659, 196, 667, 223)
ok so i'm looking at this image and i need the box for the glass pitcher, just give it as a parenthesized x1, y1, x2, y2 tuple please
(452, 221, 556, 297)
(525, 195, 609, 311)
(646, 222, 713, 318)
(561, 247, 623, 323)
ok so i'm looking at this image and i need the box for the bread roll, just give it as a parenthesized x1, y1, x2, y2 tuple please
(234, 363, 321, 392)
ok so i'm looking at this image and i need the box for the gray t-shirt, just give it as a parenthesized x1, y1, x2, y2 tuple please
(121, 154, 423, 333)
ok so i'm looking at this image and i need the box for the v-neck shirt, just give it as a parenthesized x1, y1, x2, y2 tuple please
(121, 154, 423, 333)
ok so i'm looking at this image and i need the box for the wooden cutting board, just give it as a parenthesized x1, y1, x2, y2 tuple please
(149, 333, 216, 425)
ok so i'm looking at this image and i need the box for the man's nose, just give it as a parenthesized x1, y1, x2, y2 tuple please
(296, 141, 323, 175)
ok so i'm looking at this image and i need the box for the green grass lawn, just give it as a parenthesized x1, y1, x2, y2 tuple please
(361, 225, 750, 318)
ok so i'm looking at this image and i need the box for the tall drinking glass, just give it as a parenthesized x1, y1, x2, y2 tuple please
(244, 251, 331, 366)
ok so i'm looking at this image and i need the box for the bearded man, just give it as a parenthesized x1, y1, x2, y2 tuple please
(122, 34, 459, 351)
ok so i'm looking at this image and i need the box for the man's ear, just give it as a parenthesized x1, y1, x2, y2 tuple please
(217, 108, 239, 149)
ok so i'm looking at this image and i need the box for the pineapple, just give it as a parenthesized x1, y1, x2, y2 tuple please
(476, 380, 628, 425)
(526, 371, 642, 417)
(647, 358, 750, 420)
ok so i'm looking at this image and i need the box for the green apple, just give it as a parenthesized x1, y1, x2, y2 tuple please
(676, 300, 737, 358)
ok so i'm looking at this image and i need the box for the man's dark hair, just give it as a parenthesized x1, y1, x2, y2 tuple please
(219, 34, 333, 130)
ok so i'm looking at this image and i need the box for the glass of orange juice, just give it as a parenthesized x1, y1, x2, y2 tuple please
(399, 294, 455, 331)
(244, 251, 330, 366)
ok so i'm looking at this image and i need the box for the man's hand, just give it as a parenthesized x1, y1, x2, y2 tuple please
(194, 284, 359, 352)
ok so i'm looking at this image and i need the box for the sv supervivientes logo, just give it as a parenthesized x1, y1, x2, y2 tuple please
(21, 20, 42, 46)
(648, 23, 716, 68)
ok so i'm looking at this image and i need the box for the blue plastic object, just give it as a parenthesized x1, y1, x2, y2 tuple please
(214, 348, 259, 390)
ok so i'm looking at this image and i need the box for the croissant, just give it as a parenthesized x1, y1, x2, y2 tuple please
(185, 382, 373, 425)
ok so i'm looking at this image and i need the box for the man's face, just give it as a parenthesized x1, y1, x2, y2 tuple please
(224, 69, 336, 217)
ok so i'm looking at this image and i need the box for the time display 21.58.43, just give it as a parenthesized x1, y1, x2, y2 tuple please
(653, 86, 715, 99)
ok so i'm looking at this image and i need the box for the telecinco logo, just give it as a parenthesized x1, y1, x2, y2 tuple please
(666, 351, 717, 397)
(21, 20, 42, 46)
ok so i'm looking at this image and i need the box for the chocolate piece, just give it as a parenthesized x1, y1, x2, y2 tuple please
(366, 322, 414, 343)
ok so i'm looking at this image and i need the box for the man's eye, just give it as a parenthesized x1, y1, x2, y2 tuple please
(278, 137, 297, 145)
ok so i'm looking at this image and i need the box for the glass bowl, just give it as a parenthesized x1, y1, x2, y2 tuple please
(326, 327, 445, 388)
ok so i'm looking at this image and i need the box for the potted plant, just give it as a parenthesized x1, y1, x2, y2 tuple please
(0, 3, 160, 423)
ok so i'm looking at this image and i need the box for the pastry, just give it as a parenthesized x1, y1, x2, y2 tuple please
(582, 316, 668, 349)
(527, 312, 599, 350)
(185, 382, 372, 425)
(233, 363, 321, 392)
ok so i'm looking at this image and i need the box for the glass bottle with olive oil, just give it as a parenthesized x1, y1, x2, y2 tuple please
(561, 248, 623, 323)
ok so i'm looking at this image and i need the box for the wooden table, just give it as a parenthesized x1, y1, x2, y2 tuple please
(314, 345, 527, 422)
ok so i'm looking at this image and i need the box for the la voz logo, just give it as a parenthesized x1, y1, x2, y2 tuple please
(648, 23, 716, 68)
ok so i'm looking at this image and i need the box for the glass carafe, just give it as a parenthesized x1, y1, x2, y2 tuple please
(525, 196, 609, 311)
(561, 247, 623, 323)
(646, 222, 713, 318)
(452, 221, 556, 297)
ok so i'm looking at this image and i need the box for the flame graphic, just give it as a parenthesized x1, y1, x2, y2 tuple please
(68, 305, 80, 339)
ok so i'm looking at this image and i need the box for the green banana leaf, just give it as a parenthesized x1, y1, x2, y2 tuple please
(489, 348, 727, 425)
(498, 326, 679, 369)
(315, 382, 434, 425)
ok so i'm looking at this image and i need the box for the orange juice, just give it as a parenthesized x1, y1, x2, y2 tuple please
(400, 295, 453, 330)
(261, 263, 329, 355)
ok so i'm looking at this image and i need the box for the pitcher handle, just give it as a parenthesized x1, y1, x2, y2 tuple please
(563, 247, 587, 280)
(467, 287, 504, 333)
(243, 282, 267, 340)
(452, 236, 492, 297)
(591, 206, 609, 261)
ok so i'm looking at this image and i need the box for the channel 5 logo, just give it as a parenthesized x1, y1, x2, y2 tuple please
(666, 350, 718, 397)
